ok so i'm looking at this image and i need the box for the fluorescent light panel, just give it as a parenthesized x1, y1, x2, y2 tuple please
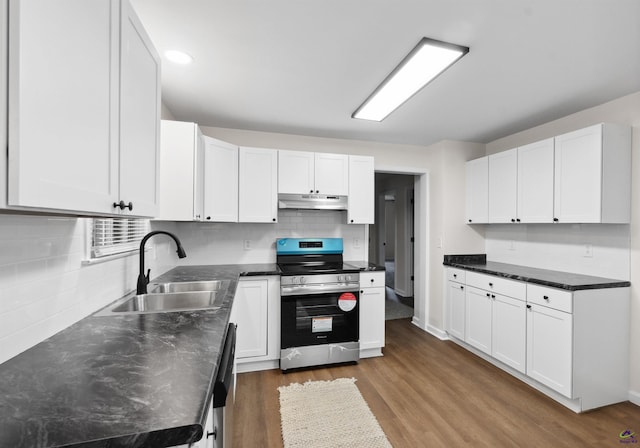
(353, 37, 469, 122)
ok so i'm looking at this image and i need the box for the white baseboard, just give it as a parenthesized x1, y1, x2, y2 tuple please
(426, 324, 449, 340)
(629, 390, 640, 407)
(236, 359, 279, 373)
(411, 316, 423, 330)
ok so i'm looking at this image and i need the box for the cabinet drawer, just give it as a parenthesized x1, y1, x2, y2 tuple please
(360, 271, 385, 288)
(466, 271, 526, 300)
(527, 284, 573, 313)
(447, 268, 466, 283)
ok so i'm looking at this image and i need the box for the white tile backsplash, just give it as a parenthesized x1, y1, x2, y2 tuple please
(153, 210, 368, 266)
(0, 215, 175, 365)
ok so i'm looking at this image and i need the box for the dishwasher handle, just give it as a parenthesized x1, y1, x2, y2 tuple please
(213, 323, 236, 408)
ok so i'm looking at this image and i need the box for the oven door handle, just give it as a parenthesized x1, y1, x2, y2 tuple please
(281, 284, 360, 296)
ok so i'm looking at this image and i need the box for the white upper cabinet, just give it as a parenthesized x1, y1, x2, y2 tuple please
(517, 138, 554, 223)
(278, 150, 314, 194)
(278, 150, 348, 195)
(158, 120, 204, 221)
(553, 123, 631, 223)
(203, 136, 239, 222)
(7, 0, 159, 217)
(118, 0, 160, 217)
(239, 147, 278, 223)
(347, 155, 374, 224)
(488, 148, 517, 223)
(314, 153, 349, 195)
(465, 156, 488, 223)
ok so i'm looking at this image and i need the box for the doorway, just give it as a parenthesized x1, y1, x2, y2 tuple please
(370, 173, 415, 320)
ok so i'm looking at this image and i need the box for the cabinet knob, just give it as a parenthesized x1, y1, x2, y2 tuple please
(206, 216, 211, 220)
(543, 295, 549, 300)
(488, 282, 493, 287)
(460, 286, 464, 290)
(207, 428, 217, 439)
(453, 274, 457, 278)
(516, 218, 521, 222)
(272, 218, 276, 222)
(468, 219, 472, 223)
(511, 218, 515, 223)
(310, 190, 314, 193)
(486, 293, 490, 297)
(491, 294, 495, 299)
(526, 304, 532, 310)
(316, 190, 319, 193)
(553, 218, 559, 222)
(113, 200, 133, 211)
(370, 278, 374, 283)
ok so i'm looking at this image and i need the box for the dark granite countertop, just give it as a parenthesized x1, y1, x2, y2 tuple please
(443, 255, 630, 291)
(0, 264, 279, 448)
(344, 260, 386, 272)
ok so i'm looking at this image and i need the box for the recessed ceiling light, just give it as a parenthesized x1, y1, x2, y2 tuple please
(352, 37, 469, 122)
(164, 50, 194, 65)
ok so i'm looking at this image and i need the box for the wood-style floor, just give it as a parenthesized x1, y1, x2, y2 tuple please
(232, 319, 640, 447)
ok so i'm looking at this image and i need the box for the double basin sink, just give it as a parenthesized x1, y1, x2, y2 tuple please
(96, 280, 230, 316)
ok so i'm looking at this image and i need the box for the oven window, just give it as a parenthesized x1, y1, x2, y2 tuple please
(281, 292, 359, 349)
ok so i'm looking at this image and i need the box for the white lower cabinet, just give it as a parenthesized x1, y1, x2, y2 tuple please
(464, 286, 493, 355)
(526, 302, 572, 397)
(359, 271, 385, 356)
(492, 293, 526, 373)
(445, 266, 630, 412)
(229, 276, 280, 372)
(446, 280, 466, 340)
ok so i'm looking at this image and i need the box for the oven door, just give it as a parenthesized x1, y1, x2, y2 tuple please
(281, 290, 359, 349)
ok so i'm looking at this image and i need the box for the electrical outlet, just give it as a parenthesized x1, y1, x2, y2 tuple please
(437, 237, 442, 248)
(583, 243, 593, 258)
(508, 240, 515, 251)
(353, 239, 360, 248)
(243, 240, 252, 250)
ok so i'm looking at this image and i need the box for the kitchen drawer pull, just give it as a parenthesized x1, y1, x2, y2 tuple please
(113, 200, 133, 211)
(453, 273, 457, 278)
(460, 286, 464, 290)
(488, 282, 493, 287)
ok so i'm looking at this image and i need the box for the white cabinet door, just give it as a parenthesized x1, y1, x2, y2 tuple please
(158, 121, 202, 221)
(118, 0, 160, 217)
(517, 138, 554, 223)
(314, 153, 349, 195)
(8, 0, 118, 213)
(0, 0, 6, 208)
(553, 125, 603, 223)
(232, 279, 269, 359)
(526, 303, 573, 398)
(278, 150, 314, 194)
(465, 157, 488, 223)
(488, 148, 517, 223)
(203, 136, 238, 222)
(347, 155, 374, 224)
(465, 286, 492, 355)
(447, 281, 466, 340)
(359, 287, 385, 350)
(239, 147, 278, 223)
(194, 127, 205, 221)
(491, 293, 526, 373)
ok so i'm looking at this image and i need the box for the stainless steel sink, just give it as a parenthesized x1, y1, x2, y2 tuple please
(95, 280, 230, 316)
(149, 280, 229, 293)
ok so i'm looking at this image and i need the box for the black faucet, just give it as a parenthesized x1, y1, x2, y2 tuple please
(137, 230, 187, 295)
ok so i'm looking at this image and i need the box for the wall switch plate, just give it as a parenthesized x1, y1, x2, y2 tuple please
(583, 243, 593, 258)
(437, 237, 443, 248)
(508, 240, 515, 250)
(353, 239, 360, 248)
(243, 240, 252, 250)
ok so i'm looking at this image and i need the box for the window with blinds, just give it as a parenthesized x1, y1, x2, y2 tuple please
(91, 218, 150, 258)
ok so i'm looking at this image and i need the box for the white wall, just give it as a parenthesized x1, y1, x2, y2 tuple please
(0, 215, 176, 365)
(485, 90, 640, 404)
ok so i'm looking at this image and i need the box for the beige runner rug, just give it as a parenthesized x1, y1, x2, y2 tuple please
(278, 377, 392, 448)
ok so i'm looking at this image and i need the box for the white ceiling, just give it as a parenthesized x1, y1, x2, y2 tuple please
(131, 0, 640, 147)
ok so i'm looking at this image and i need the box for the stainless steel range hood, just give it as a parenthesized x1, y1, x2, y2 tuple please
(278, 193, 348, 210)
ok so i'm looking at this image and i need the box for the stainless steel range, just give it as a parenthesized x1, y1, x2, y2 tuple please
(277, 238, 361, 371)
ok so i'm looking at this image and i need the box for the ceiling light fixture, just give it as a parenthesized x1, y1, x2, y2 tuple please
(164, 50, 194, 65)
(352, 37, 469, 122)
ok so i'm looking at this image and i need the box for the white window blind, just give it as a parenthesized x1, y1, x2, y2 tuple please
(91, 218, 150, 258)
